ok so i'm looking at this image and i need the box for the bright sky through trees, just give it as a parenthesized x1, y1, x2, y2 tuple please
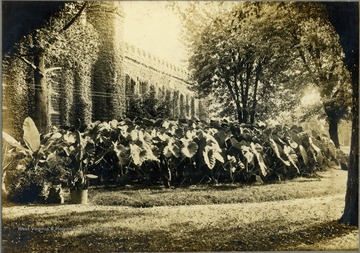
(122, 1, 188, 67)
(301, 88, 321, 106)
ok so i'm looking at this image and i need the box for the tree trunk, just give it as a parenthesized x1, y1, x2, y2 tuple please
(324, 2, 358, 227)
(235, 100, 243, 123)
(328, 116, 340, 148)
(33, 49, 49, 133)
(232, 76, 243, 123)
(238, 73, 247, 124)
(339, 62, 359, 227)
(250, 64, 261, 124)
(339, 94, 359, 226)
(243, 64, 252, 124)
(222, 74, 242, 124)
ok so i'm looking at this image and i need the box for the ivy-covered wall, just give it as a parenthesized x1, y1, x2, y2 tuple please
(2, 1, 206, 137)
(87, 2, 125, 121)
(122, 42, 204, 120)
(2, 57, 31, 137)
(47, 4, 99, 128)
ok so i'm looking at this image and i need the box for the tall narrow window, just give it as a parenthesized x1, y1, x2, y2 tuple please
(180, 93, 184, 118)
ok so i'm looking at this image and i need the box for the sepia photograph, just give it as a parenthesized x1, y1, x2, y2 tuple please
(1, 1, 359, 252)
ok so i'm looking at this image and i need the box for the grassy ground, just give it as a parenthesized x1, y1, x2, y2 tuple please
(88, 171, 339, 207)
(2, 168, 358, 252)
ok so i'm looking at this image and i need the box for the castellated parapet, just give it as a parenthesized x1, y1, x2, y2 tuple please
(123, 41, 199, 119)
(124, 42, 189, 81)
(47, 2, 205, 125)
(83, 1, 202, 121)
(123, 42, 191, 94)
(62, 1, 205, 122)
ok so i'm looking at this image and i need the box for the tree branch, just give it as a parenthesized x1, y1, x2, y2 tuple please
(45, 67, 62, 73)
(48, 2, 87, 46)
(15, 54, 45, 77)
(15, 55, 61, 76)
(61, 2, 87, 32)
(297, 48, 319, 86)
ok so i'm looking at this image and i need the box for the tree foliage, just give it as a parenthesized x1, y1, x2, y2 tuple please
(288, 3, 352, 147)
(186, 3, 299, 123)
(181, 2, 352, 131)
(126, 86, 172, 120)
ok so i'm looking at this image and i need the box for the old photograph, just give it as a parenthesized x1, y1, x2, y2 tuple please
(1, 1, 359, 251)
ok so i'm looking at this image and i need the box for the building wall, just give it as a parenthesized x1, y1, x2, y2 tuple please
(49, 1, 204, 123)
(86, 1, 125, 121)
(2, 2, 207, 138)
(122, 42, 201, 119)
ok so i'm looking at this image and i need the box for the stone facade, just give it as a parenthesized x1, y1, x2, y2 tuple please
(48, 1, 204, 124)
(122, 42, 200, 119)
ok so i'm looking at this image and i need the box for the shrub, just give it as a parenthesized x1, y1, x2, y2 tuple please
(3, 116, 347, 204)
(82, 118, 346, 187)
(126, 86, 171, 120)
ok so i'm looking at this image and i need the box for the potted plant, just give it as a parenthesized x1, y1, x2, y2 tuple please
(66, 130, 97, 204)
(2, 117, 67, 203)
(43, 158, 69, 204)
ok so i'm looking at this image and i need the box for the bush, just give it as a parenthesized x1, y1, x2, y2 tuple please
(82, 118, 346, 187)
(3, 116, 347, 204)
(126, 86, 171, 119)
(2, 118, 70, 203)
(5, 165, 47, 204)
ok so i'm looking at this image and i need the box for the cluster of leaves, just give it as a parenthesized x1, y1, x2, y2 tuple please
(3, 117, 347, 203)
(126, 86, 172, 120)
(3, 117, 98, 203)
(3, 118, 68, 202)
(79, 118, 346, 187)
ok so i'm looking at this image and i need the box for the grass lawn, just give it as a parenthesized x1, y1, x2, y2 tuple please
(2, 168, 358, 252)
(88, 170, 340, 207)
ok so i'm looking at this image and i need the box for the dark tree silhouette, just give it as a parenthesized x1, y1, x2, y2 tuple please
(326, 2, 359, 226)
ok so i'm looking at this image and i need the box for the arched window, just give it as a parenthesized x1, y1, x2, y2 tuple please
(125, 75, 131, 95)
(125, 75, 136, 112)
(180, 93, 184, 118)
(139, 81, 148, 95)
(190, 97, 195, 119)
(173, 91, 179, 118)
(125, 75, 135, 95)
(185, 94, 190, 117)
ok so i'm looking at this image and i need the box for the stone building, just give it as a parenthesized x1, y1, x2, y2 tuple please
(123, 42, 199, 119)
(48, 1, 204, 126)
(3, 1, 207, 136)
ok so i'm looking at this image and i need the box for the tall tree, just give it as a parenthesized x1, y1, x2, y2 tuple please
(288, 3, 352, 148)
(183, 1, 352, 141)
(4, 2, 91, 133)
(187, 2, 303, 124)
(326, 2, 359, 226)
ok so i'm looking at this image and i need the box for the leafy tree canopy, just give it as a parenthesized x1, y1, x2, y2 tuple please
(176, 2, 352, 130)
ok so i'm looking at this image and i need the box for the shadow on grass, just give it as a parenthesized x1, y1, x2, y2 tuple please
(3, 214, 357, 252)
(3, 209, 151, 224)
(2, 209, 154, 252)
(224, 220, 358, 251)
